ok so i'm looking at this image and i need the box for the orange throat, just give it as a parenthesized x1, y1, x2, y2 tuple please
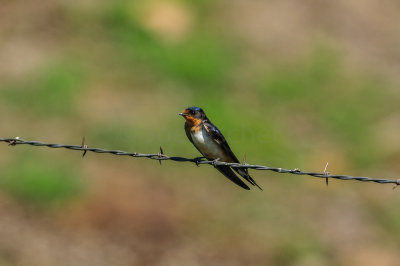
(185, 116, 202, 128)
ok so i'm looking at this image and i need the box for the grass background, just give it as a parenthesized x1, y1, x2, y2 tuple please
(1, 0, 400, 265)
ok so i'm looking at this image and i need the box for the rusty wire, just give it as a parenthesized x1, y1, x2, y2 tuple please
(1, 137, 399, 188)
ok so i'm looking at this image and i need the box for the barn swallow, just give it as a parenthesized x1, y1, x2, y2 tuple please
(179, 107, 262, 190)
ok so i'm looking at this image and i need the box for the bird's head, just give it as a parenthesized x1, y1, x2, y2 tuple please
(179, 107, 207, 126)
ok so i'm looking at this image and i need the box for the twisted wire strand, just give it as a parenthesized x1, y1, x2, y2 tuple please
(1, 137, 399, 187)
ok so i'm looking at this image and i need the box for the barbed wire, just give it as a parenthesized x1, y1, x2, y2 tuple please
(1, 137, 399, 188)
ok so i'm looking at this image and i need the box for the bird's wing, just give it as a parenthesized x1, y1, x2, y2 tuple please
(203, 121, 240, 163)
(185, 121, 250, 190)
(203, 121, 263, 190)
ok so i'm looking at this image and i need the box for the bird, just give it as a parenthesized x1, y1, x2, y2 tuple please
(179, 107, 262, 190)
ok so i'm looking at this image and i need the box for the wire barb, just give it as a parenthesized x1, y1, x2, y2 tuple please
(293, 168, 301, 173)
(393, 179, 400, 190)
(81, 137, 88, 158)
(7, 136, 19, 146)
(0, 137, 398, 188)
(8, 140, 17, 146)
(324, 162, 330, 186)
(193, 157, 205, 167)
(158, 146, 164, 165)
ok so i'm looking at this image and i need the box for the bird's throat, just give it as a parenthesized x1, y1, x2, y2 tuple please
(185, 117, 202, 128)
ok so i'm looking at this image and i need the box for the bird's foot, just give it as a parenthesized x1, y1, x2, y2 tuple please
(212, 158, 221, 167)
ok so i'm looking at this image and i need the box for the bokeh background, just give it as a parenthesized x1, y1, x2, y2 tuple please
(1, 0, 400, 265)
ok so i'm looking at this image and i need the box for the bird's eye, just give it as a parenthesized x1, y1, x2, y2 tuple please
(190, 110, 195, 115)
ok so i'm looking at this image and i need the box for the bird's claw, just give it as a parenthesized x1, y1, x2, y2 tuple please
(212, 158, 220, 167)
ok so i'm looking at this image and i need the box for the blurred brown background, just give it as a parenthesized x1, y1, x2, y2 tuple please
(1, 0, 400, 265)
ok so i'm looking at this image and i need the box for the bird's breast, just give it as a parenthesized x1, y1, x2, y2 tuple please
(191, 128, 224, 160)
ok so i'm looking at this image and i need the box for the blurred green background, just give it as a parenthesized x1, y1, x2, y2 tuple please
(1, 0, 400, 265)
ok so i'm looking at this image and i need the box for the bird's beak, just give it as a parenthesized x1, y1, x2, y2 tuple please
(179, 113, 188, 116)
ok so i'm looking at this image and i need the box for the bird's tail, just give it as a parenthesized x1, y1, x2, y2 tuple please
(215, 166, 250, 190)
(235, 168, 263, 190)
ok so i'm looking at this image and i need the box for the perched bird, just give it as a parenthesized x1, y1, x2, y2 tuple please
(179, 107, 262, 190)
